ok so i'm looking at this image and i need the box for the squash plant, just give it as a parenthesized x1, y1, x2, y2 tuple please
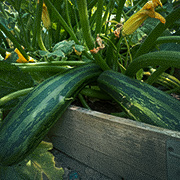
(0, 0, 180, 178)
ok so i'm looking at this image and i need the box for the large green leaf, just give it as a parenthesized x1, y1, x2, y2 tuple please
(0, 61, 34, 98)
(0, 62, 34, 110)
(0, 141, 64, 180)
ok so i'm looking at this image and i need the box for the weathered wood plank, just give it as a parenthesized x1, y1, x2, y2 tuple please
(48, 106, 180, 180)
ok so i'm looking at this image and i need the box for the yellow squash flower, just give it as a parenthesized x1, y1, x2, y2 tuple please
(122, 0, 166, 36)
(14, 48, 29, 63)
(5, 48, 35, 63)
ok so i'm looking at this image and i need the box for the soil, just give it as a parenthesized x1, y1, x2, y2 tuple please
(73, 98, 122, 115)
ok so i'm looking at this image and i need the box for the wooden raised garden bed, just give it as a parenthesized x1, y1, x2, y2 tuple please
(48, 105, 180, 180)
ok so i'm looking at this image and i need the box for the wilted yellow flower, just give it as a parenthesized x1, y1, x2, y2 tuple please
(90, 34, 105, 54)
(114, 23, 123, 38)
(42, 2, 51, 29)
(37, 0, 51, 29)
(122, 0, 166, 36)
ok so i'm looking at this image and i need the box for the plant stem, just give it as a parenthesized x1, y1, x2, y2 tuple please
(44, 0, 79, 44)
(13, 61, 87, 67)
(125, 51, 180, 78)
(146, 66, 167, 85)
(65, 0, 73, 30)
(116, 0, 126, 22)
(80, 88, 111, 100)
(0, 23, 29, 60)
(32, 1, 38, 48)
(36, 0, 48, 51)
(116, 38, 126, 73)
(18, 66, 69, 73)
(54, 23, 61, 43)
(95, 0, 103, 36)
(166, 87, 180, 94)
(78, 94, 91, 110)
(4, 0, 16, 10)
(124, 37, 132, 63)
(77, 0, 95, 49)
(0, 87, 33, 107)
(125, 0, 146, 16)
(155, 72, 180, 93)
(0, 3, 8, 19)
(0, 46, 6, 57)
(18, 14, 31, 50)
(87, 0, 97, 9)
(105, 35, 120, 69)
(0, 30, 9, 48)
(77, 0, 110, 71)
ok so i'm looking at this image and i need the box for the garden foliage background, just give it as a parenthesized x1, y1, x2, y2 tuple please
(0, 0, 180, 179)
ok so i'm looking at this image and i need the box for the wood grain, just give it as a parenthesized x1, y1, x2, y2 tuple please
(48, 106, 180, 180)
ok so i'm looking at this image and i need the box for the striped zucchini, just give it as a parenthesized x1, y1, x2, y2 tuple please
(98, 70, 180, 131)
(0, 63, 101, 166)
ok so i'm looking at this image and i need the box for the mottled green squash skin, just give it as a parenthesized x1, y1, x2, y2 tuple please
(0, 63, 102, 166)
(98, 70, 180, 132)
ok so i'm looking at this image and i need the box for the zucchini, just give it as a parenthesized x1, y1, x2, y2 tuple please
(0, 63, 101, 166)
(98, 70, 180, 131)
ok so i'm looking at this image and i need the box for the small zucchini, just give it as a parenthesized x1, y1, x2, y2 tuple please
(98, 70, 180, 131)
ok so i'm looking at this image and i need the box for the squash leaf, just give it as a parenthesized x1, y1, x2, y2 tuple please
(0, 61, 34, 109)
(0, 61, 34, 98)
(38, 40, 84, 61)
(0, 141, 64, 180)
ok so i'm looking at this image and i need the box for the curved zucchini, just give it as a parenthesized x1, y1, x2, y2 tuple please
(98, 70, 180, 132)
(0, 63, 101, 166)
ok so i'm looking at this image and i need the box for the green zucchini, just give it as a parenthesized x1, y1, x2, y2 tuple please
(98, 70, 180, 132)
(0, 63, 101, 166)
